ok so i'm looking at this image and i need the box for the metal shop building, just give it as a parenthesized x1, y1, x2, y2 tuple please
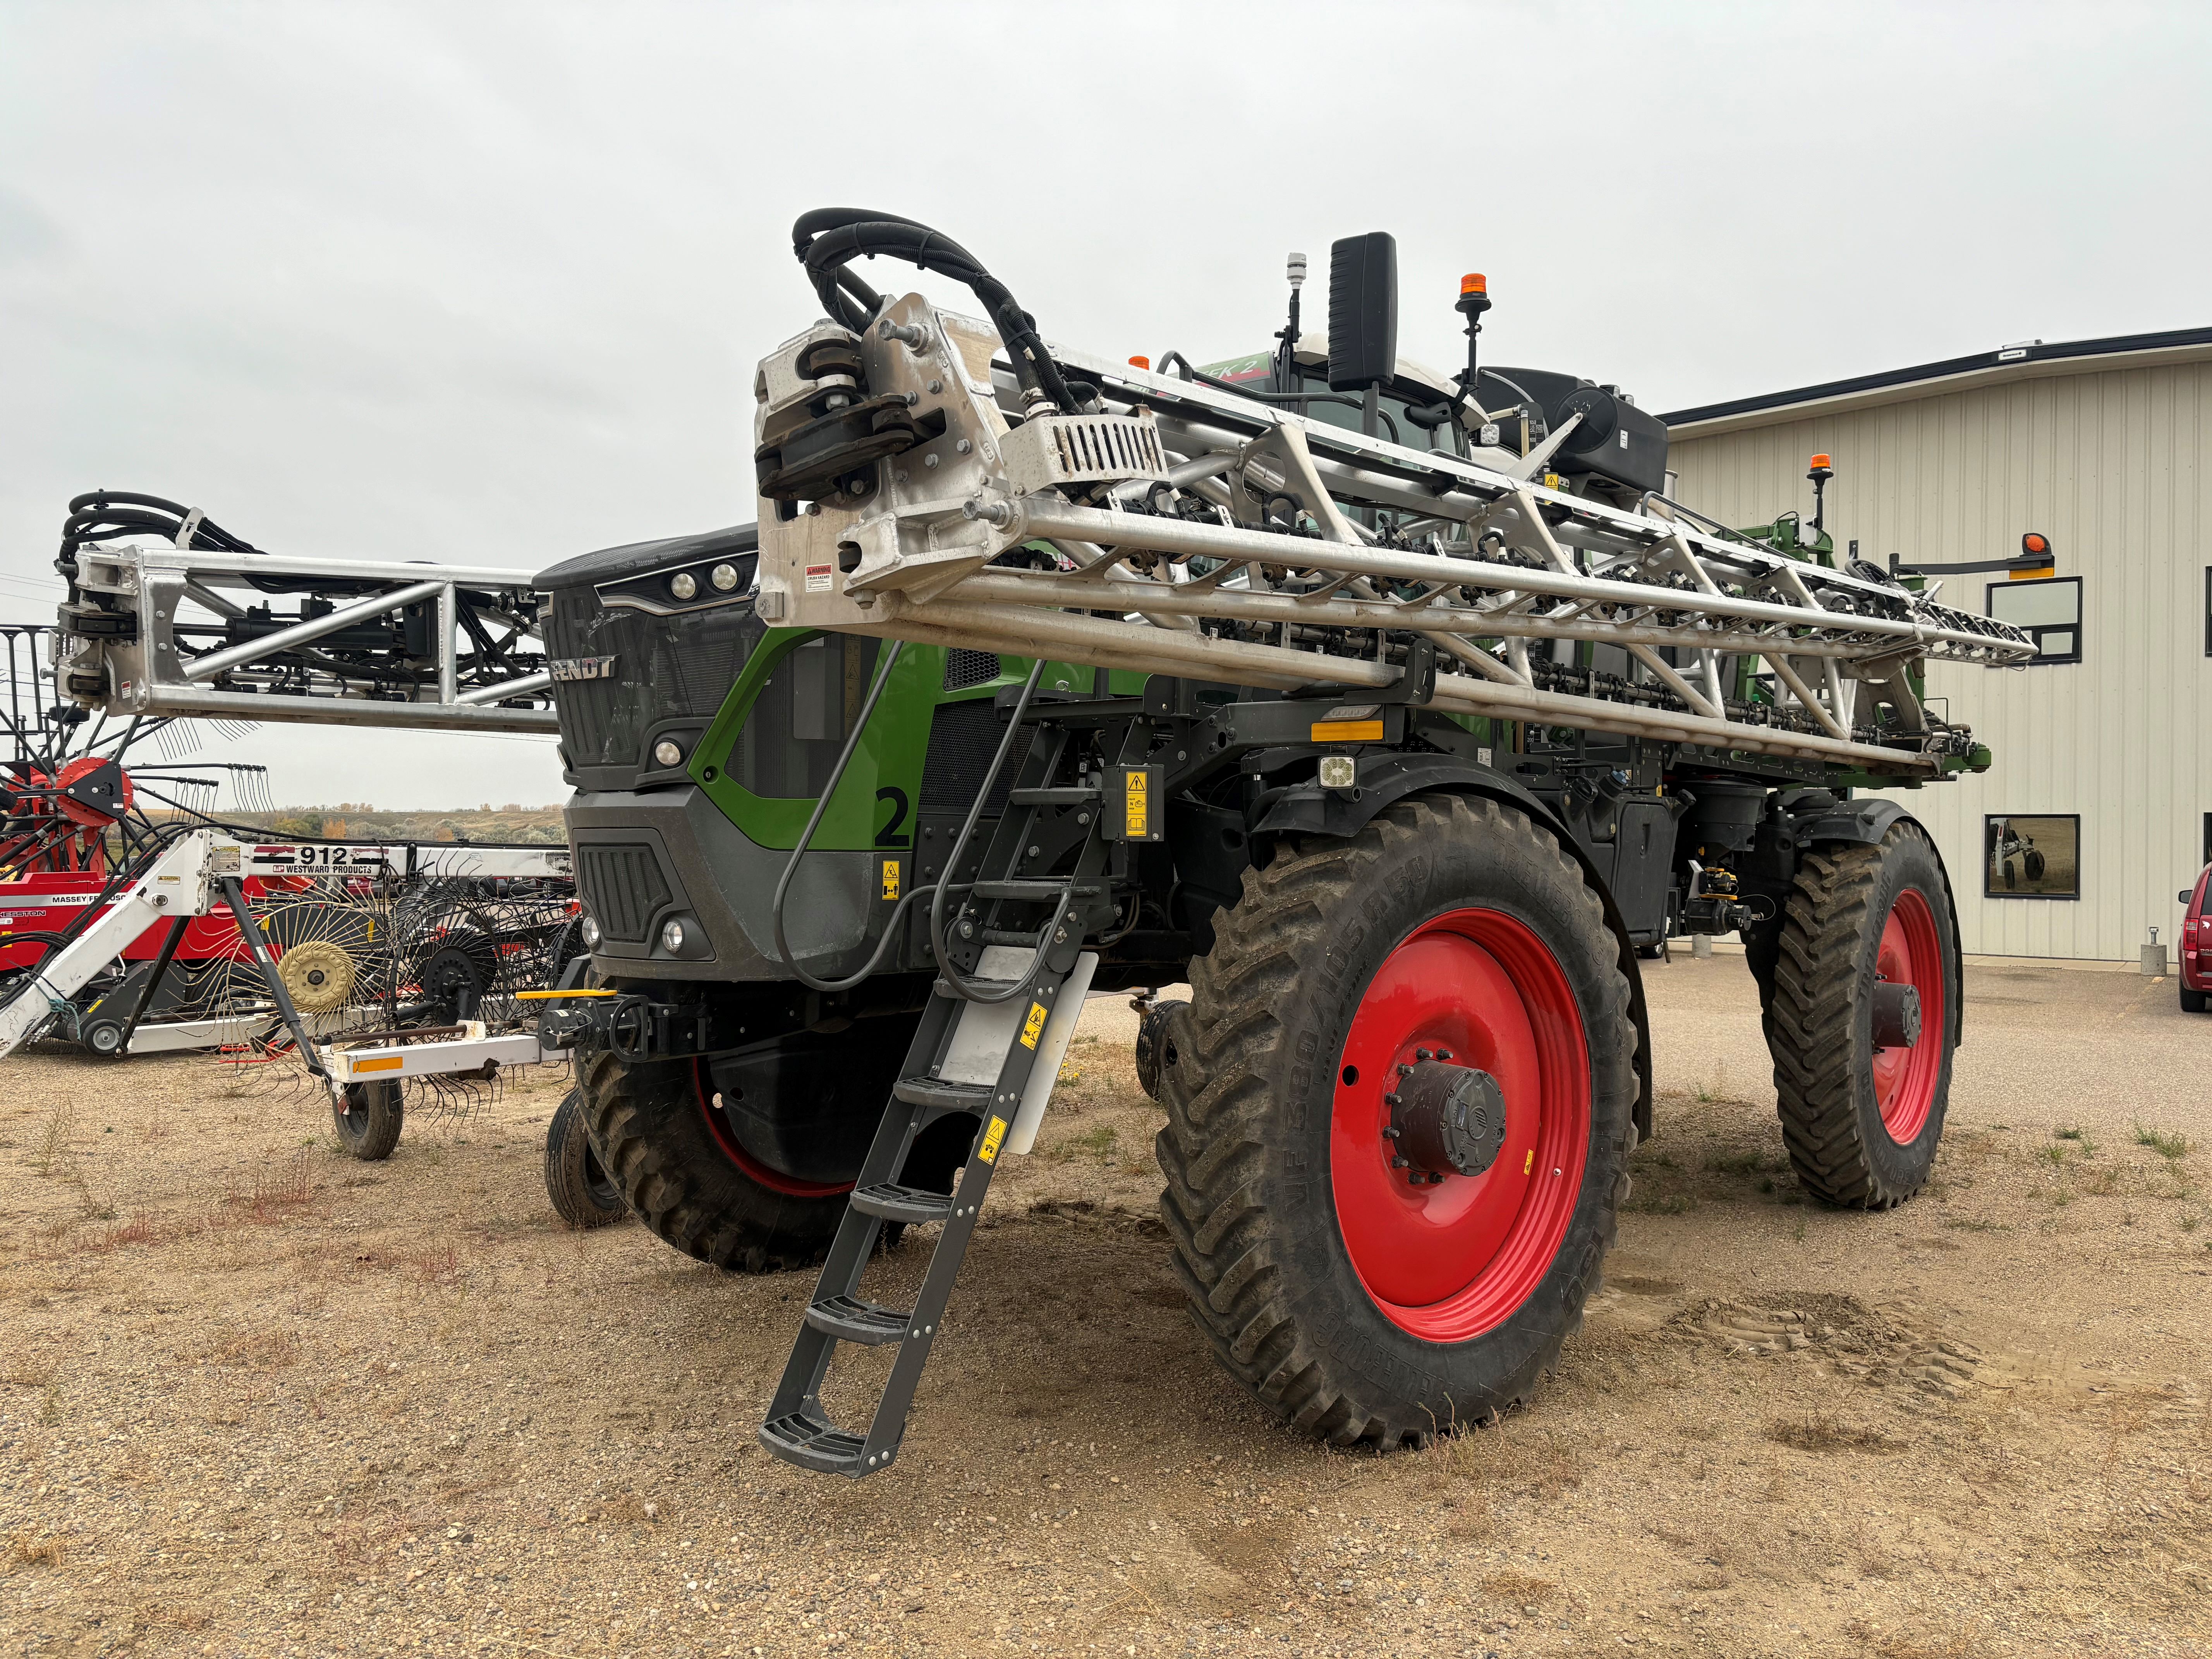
(1661, 327, 2212, 962)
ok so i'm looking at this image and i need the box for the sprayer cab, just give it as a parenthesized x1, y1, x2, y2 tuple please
(1229, 237, 1671, 501)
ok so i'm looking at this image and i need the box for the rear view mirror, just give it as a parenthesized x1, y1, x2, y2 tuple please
(1327, 232, 1398, 392)
(2183, 890, 2195, 905)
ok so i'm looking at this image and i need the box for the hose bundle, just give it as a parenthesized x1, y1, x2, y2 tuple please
(790, 208, 1076, 414)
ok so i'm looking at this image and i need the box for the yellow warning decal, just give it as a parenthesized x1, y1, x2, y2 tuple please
(1123, 769, 1149, 838)
(1311, 720, 1386, 743)
(1019, 1001, 1049, 1049)
(881, 858, 901, 901)
(1523, 1149, 1535, 1175)
(355, 1056, 404, 1075)
(978, 1115, 1008, 1163)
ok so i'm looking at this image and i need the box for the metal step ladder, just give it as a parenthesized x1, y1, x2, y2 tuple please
(759, 725, 1109, 1476)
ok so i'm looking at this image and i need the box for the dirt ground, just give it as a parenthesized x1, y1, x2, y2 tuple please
(3, 950, 2209, 1659)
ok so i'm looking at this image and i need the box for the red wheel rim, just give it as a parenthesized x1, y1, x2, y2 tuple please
(1329, 908, 1590, 1343)
(1871, 888, 1944, 1143)
(689, 1058, 852, 1198)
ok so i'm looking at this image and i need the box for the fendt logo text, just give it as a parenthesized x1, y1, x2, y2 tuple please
(548, 656, 618, 682)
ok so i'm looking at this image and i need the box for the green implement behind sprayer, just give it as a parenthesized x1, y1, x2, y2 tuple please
(53, 210, 2036, 1479)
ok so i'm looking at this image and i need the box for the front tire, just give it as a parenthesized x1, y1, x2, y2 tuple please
(1765, 823, 1959, 1209)
(582, 1053, 850, 1272)
(1157, 793, 1636, 1447)
(544, 1085, 627, 1229)
(334, 1080, 404, 1161)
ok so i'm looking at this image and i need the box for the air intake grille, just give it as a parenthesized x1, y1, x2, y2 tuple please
(919, 699, 1034, 823)
(545, 587, 758, 772)
(998, 412, 1168, 494)
(942, 649, 1001, 692)
(576, 844, 672, 943)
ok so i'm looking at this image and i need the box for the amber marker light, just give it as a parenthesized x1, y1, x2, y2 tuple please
(1128, 355, 1150, 370)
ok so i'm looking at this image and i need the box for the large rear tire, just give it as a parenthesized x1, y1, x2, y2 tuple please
(1156, 793, 1637, 1447)
(1765, 823, 1958, 1209)
(581, 1053, 850, 1272)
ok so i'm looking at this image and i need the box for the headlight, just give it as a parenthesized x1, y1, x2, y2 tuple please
(580, 915, 601, 948)
(711, 562, 739, 591)
(1318, 755, 1357, 790)
(670, 571, 698, 601)
(653, 738, 684, 768)
(661, 919, 687, 953)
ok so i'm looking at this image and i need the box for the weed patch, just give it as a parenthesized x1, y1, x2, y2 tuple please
(9, 1532, 65, 1567)
(2133, 1123, 2188, 1161)
(1765, 1412, 1903, 1454)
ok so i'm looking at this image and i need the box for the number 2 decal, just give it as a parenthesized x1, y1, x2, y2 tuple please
(874, 786, 910, 848)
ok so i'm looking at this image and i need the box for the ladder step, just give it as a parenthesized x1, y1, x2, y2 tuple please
(892, 1076, 996, 1110)
(1008, 787, 1099, 807)
(804, 1294, 913, 1346)
(970, 879, 1101, 900)
(758, 1410, 872, 1476)
(934, 976, 1017, 998)
(980, 927, 1044, 947)
(849, 1182, 956, 1224)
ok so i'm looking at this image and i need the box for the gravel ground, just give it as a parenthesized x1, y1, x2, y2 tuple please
(2, 952, 2209, 1658)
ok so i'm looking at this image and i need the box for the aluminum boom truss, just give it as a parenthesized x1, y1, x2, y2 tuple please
(754, 297, 2035, 776)
(60, 547, 555, 734)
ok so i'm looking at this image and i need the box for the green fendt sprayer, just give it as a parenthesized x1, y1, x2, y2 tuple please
(53, 210, 2035, 1479)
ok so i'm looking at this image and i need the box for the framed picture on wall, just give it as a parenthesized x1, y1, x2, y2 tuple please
(1983, 815, 2080, 900)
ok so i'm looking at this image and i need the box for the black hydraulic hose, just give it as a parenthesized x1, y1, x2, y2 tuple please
(790, 209, 1077, 414)
(768, 640, 938, 995)
(926, 658, 1050, 1006)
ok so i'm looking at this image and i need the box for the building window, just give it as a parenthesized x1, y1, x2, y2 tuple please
(1984, 815, 2080, 900)
(2204, 568, 2212, 656)
(1987, 575, 2082, 664)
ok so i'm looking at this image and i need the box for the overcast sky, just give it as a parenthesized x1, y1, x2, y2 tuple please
(4, 1, 2207, 808)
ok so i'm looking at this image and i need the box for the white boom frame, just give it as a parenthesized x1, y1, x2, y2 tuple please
(60, 548, 555, 733)
(753, 298, 2037, 776)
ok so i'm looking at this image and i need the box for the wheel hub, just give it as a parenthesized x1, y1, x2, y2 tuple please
(1871, 980, 1922, 1049)
(1386, 1053, 1507, 1183)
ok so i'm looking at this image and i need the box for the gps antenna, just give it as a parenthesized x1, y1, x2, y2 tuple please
(1274, 252, 1307, 396)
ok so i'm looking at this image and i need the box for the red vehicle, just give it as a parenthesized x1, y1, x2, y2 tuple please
(0, 755, 281, 1053)
(2182, 867, 2211, 1014)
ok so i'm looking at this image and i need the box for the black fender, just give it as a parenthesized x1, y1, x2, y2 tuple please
(1772, 789, 1966, 1049)
(1255, 753, 1656, 1146)
(1778, 789, 1910, 848)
